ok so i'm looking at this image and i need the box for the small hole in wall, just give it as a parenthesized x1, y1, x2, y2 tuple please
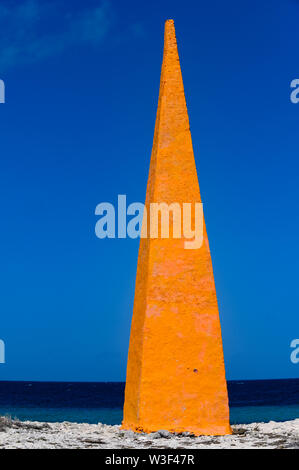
(193, 369, 198, 373)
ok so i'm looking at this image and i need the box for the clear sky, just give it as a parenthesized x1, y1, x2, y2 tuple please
(0, 0, 298, 382)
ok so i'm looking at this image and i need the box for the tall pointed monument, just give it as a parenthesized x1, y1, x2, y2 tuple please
(122, 20, 231, 435)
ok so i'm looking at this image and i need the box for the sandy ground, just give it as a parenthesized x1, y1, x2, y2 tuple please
(0, 417, 298, 449)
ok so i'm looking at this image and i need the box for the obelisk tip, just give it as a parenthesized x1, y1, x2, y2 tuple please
(164, 19, 177, 50)
(165, 19, 175, 32)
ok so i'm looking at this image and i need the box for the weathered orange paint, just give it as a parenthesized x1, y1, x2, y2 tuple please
(122, 20, 231, 436)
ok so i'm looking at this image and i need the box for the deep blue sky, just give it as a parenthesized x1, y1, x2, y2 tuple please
(0, 0, 298, 381)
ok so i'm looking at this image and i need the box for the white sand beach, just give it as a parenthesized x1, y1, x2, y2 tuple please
(0, 417, 298, 449)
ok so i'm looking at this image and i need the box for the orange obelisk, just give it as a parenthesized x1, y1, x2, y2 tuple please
(122, 20, 231, 435)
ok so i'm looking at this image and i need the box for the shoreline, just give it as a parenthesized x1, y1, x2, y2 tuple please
(0, 417, 298, 449)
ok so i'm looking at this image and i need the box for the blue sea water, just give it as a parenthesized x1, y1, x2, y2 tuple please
(0, 379, 298, 425)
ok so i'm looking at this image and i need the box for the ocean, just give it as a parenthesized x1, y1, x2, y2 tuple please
(0, 379, 298, 425)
